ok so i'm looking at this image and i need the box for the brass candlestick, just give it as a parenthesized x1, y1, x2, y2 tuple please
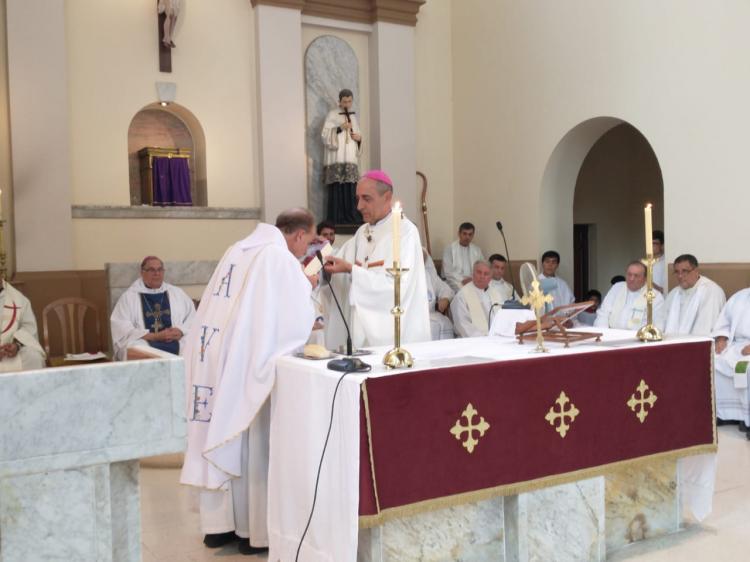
(637, 255, 663, 342)
(383, 261, 414, 369)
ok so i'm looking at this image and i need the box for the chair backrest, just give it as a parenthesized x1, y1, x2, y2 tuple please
(42, 297, 103, 357)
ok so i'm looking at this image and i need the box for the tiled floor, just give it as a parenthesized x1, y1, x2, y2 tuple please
(140, 425, 750, 561)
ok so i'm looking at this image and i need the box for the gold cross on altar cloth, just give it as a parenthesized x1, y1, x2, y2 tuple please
(520, 278, 554, 352)
(146, 303, 165, 333)
(545, 391, 580, 438)
(627, 379, 658, 423)
(450, 403, 490, 454)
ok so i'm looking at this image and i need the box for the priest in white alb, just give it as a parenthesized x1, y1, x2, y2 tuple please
(664, 254, 725, 336)
(180, 209, 316, 556)
(488, 253, 515, 302)
(110, 256, 196, 360)
(0, 279, 45, 371)
(424, 249, 455, 340)
(538, 250, 575, 311)
(595, 261, 665, 331)
(442, 222, 485, 292)
(451, 261, 506, 338)
(323, 170, 431, 348)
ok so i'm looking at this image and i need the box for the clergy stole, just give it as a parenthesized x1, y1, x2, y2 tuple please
(463, 285, 503, 334)
(611, 286, 647, 329)
(140, 292, 179, 354)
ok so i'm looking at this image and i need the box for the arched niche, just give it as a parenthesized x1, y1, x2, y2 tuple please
(127, 103, 207, 206)
(539, 117, 664, 297)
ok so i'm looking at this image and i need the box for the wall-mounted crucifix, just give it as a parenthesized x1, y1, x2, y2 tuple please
(157, 0, 182, 73)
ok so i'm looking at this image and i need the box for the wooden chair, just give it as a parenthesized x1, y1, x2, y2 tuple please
(42, 297, 104, 364)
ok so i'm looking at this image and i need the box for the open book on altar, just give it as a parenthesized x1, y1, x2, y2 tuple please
(542, 300, 595, 326)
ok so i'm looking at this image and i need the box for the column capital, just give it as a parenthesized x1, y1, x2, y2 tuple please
(251, 0, 425, 26)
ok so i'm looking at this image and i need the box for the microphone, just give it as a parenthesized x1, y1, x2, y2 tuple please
(488, 302, 501, 333)
(316, 252, 368, 372)
(495, 221, 526, 310)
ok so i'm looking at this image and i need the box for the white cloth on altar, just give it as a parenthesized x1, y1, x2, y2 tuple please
(595, 281, 665, 331)
(538, 273, 575, 310)
(110, 278, 196, 361)
(180, 223, 314, 542)
(442, 240, 484, 292)
(488, 308, 536, 337)
(450, 282, 504, 338)
(664, 275, 725, 337)
(490, 278, 514, 303)
(712, 288, 750, 424)
(653, 255, 667, 294)
(322, 213, 431, 349)
(425, 253, 455, 340)
(0, 281, 45, 372)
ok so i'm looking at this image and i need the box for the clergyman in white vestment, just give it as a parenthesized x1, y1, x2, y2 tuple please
(442, 222, 485, 292)
(488, 253, 515, 303)
(110, 256, 196, 360)
(664, 254, 725, 337)
(538, 250, 575, 311)
(424, 250, 455, 340)
(652, 230, 667, 294)
(451, 261, 506, 338)
(180, 209, 316, 555)
(595, 261, 665, 331)
(0, 280, 45, 371)
(712, 287, 750, 425)
(323, 170, 431, 349)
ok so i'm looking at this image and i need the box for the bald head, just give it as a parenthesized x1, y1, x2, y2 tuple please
(275, 207, 315, 258)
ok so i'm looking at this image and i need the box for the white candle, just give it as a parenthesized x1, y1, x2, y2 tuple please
(392, 201, 402, 263)
(645, 203, 653, 258)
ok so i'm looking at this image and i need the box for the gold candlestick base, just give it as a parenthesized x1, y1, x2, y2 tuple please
(383, 347, 414, 369)
(637, 324, 663, 342)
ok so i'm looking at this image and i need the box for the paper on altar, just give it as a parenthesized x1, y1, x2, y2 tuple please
(64, 351, 107, 361)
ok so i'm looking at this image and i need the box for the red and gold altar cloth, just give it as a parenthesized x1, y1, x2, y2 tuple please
(267, 332, 716, 562)
(358, 340, 716, 524)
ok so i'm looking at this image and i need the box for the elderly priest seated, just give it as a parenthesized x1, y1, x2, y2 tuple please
(595, 261, 665, 331)
(110, 256, 196, 360)
(0, 279, 46, 371)
(451, 260, 507, 338)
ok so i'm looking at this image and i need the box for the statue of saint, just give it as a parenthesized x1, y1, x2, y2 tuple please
(321, 89, 362, 225)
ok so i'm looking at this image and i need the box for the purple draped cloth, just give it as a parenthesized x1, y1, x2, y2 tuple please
(153, 157, 192, 206)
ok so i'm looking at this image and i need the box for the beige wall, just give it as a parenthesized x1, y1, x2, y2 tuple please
(451, 1, 750, 286)
(414, 0, 454, 255)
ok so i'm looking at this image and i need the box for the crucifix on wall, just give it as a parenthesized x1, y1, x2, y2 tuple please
(157, 0, 182, 73)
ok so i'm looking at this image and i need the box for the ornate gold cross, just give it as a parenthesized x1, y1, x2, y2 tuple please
(521, 278, 554, 352)
(146, 303, 165, 333)
(450, 403, 490, 454)
(545, 391, 580, 438)
(627, 379, 657, 423)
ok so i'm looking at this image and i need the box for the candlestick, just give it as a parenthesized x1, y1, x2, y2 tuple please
(383, 259, 414, 369)
(645, 203, 653, 258)
(392, 201, 401, 263)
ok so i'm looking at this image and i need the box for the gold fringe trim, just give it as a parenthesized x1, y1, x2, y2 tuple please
(358, 442, 717, 528)
(360, 380, 382, 514)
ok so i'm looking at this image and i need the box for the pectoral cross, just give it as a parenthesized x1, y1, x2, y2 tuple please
(146, 303, 165, 333)
(521, 278, 554, 352)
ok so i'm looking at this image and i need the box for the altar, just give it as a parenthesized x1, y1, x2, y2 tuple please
(267, 329, 716, 562)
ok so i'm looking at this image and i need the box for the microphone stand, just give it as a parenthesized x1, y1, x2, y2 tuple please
(496, 222, 527, 310)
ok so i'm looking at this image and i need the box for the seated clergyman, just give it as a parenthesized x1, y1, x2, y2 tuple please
(110, 256, 196, 360)
(488, 253, 514, 302)
(712, 287, 750, 425)
(450, 260, 505, 338)
(664, 254, 725, 336)
(538, 250, 574, 310)
(0, 279, 46, 371)
(595, 261, 665, 331)
(442, 222, 485, 292)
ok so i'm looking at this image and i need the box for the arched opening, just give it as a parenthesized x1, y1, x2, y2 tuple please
(127, 103, 207, 206)
(539, 117, 664, 300)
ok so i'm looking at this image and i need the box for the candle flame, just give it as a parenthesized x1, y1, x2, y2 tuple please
(394, 201, 402, 210)
(645, 203, 652, 209)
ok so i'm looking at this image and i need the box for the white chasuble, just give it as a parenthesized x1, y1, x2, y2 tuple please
(180, 224, 314, 491)
(442, 240, 484, 292)
(323, 213, 431, 349)
(451, 283, 504, 338)
(0, 281, 46, 372)
(595, 281, 665, 331)
(110, 278, 196, 360)
(664, 275, 725, 337)
(712, 288, 750, 423)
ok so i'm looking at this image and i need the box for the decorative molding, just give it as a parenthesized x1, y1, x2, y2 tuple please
(252, 0, 425, 26)
(301, 14, 373, 33)
(71, 205, 261, 220)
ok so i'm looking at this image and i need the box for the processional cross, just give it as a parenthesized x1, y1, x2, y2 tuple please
(146, 303, 165, 333)
(520, 278, 554, 353)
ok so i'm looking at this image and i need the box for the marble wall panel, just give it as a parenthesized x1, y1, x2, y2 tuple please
(305, 35, 359, 221)
(358, 497, 504, 562)
(605, 458, 680, 554)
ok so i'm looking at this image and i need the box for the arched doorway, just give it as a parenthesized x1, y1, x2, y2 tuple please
(539, 117, 663, 300)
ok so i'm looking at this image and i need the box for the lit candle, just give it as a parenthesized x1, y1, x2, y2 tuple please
(392, 201, 402, 263)
(644, 203, 653, 258)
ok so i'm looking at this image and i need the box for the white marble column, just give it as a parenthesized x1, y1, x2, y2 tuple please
(6, 0, 74, 271)
(369, 22, 418, 222)
(254, 4, 307, 223)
